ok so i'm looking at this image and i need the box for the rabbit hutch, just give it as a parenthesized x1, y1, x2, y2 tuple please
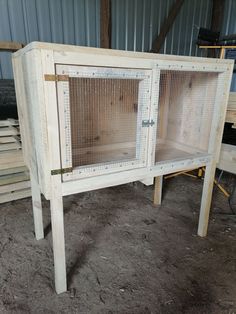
(12, 42, 233, 294)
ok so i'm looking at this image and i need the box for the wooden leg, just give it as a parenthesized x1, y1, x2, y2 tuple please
(50, 187, 67, 294)
(197, 162, 216, 237)
(154, 176, 163, 205)
(30, 174, 44, 240)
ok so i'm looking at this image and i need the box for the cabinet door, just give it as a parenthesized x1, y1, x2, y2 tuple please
(56, 64, 152, 181)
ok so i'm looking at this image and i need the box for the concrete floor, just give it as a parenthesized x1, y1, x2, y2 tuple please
(0, 174, 236, 314)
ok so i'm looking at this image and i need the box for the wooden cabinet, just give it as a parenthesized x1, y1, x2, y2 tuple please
(12, 42, 233, 293)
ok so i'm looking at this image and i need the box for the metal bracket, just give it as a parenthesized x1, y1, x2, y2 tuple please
(44, 74, 69, 82)
(51, 167, 73, 175)
(142, 119, 155, 127)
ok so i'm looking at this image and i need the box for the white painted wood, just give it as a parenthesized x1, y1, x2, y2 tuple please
(30, 174, 44, 240)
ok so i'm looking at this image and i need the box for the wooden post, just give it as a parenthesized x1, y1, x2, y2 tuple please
(100, 0, 111, 48)
(153, 176, 163, 205)
(50, 177, 67, 294)
(30, 173, 44, 240)
(208, 0, 225, 57)
(197, 161, 216, 237)
(151, 0, 184, 53)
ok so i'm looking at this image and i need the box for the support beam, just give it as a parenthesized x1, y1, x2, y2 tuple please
(0, 41, 23, 52)
(210, 0, 225, 33)
(197, 162, 216, 237)
(153, 176, 163, 206)
(151, 0, 184, 53)
(100, 0, 111, 49)
(208, 0, 225, 57)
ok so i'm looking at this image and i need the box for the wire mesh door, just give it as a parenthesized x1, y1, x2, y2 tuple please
(56, 65, 152, 181)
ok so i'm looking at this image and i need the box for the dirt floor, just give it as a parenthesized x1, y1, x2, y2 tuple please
(0, 173, 236, 314)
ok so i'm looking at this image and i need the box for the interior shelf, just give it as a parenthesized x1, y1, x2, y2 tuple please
(155, 142, 206, 163)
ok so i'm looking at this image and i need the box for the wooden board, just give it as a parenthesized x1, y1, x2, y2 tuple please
(0, 189, 31, 204)
(0, 119, 19, 127)
(0, 41, 23, 51)
(0, 142, 21, 151)
(0, 180, 30, 194)
(0, 171, 29, 186)
(217, 143, 236, 174)
(227, 92, 236, 110)
(0, 126, 19, 136)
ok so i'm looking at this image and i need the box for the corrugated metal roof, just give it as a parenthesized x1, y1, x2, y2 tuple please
(111, 0, 212, 56)
(0, 0, 235, 85)
(0, 0, 100, 78)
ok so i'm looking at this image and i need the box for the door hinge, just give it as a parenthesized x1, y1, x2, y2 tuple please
(44, 74, 69, 82)
(142, 119, 155, 127)
(51, 167, 73, 175)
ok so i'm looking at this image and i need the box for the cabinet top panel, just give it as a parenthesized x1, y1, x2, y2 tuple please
(12, 41, 233, 66)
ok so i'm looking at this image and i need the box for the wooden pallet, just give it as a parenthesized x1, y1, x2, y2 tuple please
(0, 119, 31, 203)
(226, 92, 236, 127)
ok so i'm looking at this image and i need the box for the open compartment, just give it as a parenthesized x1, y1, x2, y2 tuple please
(56, 65, 152, 179)
(155, 70, 219, 163)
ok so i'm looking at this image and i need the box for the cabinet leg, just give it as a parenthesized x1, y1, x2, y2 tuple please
(154, 176, 163, 205)
(197, 162, 216, 237)
(30, 174, 44, 240)
(50, 192, 67, 294)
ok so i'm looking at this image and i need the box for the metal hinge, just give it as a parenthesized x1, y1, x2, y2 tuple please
(44, 74, 69, 82)
(51, 167, 73, 175)
(142, 119, 155, 127)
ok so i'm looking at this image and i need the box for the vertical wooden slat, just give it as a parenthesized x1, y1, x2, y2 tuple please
(100, 0, 111, 48)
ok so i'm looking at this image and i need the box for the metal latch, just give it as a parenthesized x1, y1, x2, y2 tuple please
(51, 167, 73, 175)
(44, 74, 69, 82)
(142, 119, 155, 127)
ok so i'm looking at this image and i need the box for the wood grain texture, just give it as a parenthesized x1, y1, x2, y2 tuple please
(100, 0, 111, 49)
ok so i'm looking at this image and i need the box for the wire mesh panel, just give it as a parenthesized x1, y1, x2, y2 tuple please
(69, 77, 139, 167)
(155, 70, 219, 163)
(56, 65, 152, 179)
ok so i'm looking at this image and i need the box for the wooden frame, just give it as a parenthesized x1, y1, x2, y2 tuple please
(12, 42, 233, 294)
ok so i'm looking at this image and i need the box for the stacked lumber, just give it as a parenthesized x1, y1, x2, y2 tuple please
(218, 143, 236, 174)
(0, 119, 31, 203)
(217, 93, 236, 174)
(226, 92, 236, 126)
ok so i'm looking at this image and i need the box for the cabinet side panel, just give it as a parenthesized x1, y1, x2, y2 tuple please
(12, 55, 32, 168)
(17, 50, 50, 199)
